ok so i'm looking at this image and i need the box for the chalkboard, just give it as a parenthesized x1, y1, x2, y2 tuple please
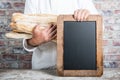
(64, 21, 96, 70)
(57, 15, 103, 77)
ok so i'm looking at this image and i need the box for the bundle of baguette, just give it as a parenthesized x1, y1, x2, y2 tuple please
(5, 13, 58, 42)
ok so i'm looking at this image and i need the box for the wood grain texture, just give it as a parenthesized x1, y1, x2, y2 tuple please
(57, 15, 103, 77)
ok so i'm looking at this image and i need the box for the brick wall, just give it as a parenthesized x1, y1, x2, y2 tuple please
(0, 0, 32, 69)
(0, 0, 120, 69)
(93, 0, 120, 68)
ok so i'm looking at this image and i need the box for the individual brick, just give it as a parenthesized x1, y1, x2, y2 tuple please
(19, 61, 31, 69)
(0, 2, 12, 9)
(2, 54, 18, 61)
(0, 32, 6, 39)
(114, 10, 120, 14)
(113, 40, 120, 46)
(13, 2, 25, 9)
(104, 47, 120, 54)
(111, 25, 120, 31)
(104, 55, 120, 61)
(8, 39, 22, 46)
(0, 62, 10, 69)
(0, 47, 6, 54)
(18, 54, 32, 61)
(0, 39, 7, 46)
(6, 10, 23, 16)
(104, 61, 118, 68)
(115, 17, 120, 23)
(11, 62, 19, 69)
(0, 10, 5, 16)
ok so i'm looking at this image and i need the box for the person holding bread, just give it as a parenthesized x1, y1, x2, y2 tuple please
(23, 0, 99, 69)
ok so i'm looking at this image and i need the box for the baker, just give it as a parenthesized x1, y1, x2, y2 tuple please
(23, 0, 98, 69)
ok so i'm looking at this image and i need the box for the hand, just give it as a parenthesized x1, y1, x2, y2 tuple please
(27, 24, 57, 47)
(74, 9, 90, 21)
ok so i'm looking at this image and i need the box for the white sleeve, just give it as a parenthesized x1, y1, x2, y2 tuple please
(79, 0, 99, 14)
(23, 39, 37, 52)
(24, 0, 39, 14)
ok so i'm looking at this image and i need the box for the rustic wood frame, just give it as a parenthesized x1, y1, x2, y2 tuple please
(57, 15, 103, 77)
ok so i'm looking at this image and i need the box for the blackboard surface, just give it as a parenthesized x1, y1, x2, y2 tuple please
(64, 21, 96, 70)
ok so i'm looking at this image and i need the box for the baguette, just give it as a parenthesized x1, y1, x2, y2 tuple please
(6, 13, 58, 42)
(5, 31, 32, 39)
(10, 13, 57, 34)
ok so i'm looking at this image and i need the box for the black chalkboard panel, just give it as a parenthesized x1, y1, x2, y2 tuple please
(64, 21, 96, 70)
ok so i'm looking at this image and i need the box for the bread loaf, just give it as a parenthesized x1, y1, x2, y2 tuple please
(5, 13, 58, 41)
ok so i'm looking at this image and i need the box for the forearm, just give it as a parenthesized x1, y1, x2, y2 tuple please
(27, 37, 45, 47)
(23, 39, 37, 52)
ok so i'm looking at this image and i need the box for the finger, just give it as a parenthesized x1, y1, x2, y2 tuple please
(52, 28, 57, 36)
(83, 11, 87, 21)
(77, 10, 83, 21)
(45, 24, 53, 32)
(51, 34, 57, 40)
(33, 25, 40, 33)
(47, 25, 57, 34)
(84, 11, 90, 20)
(32, 25, 37, 33)
(49, 28, 57, 37)
(74, 10, 78, 20)
(80, 10, 86, 21)
(49, 31, 57, 41)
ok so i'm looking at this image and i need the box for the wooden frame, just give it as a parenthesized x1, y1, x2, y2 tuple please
(57, 15, 103, 77)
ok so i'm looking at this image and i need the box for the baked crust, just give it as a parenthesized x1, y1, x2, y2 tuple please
(6, 13, 57, 41)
